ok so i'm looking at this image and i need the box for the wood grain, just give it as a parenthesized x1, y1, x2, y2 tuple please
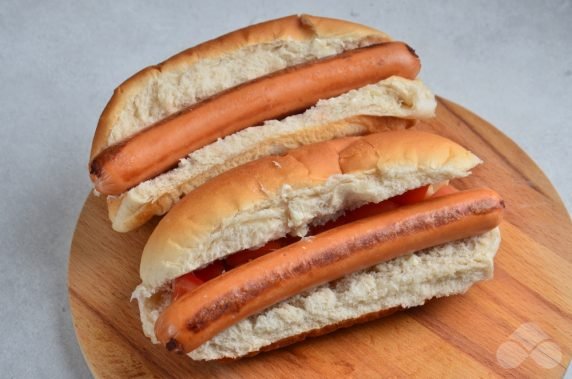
(68, 99, 572, 378)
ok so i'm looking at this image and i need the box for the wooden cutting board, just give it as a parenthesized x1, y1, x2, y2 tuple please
(68, 98, 572, 378)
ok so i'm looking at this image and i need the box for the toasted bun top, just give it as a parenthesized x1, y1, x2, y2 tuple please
(138, 131, 481, 291)
(91, 14, 391, 160)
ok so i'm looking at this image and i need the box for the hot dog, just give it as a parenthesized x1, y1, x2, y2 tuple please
(155, 189, 504, 354)
(88, 15, 437, 232)
(90, 42, 420, 195)
(132, 131, 504, 360)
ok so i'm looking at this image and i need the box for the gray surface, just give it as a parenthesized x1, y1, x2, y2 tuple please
(0, 0, 570, 377)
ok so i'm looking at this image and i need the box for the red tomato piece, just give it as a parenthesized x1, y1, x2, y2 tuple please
(311, 199, 399, 235)
(172, 273, 203, 301)
(225, 240, 288, 268)
(193, 260, 225, 282)
(172, 260, 225, 300)
(431, 185, 458, 198)
(341, 199, 400, 221)
(392, 185, 430, 205)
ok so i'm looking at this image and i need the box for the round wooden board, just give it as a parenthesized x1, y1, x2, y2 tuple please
(68, 98, 572, 378)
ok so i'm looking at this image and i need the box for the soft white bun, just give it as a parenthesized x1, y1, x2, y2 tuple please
(132, 130, 493, 360)
(134, 131, 481, 294)
(91, 14, 391, 159)
(133, 229, 499, 360)
(89, 14, 440, 232)
(109, 77, 436, 232)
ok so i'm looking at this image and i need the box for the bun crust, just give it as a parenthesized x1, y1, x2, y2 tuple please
(91, 14, 391, 159)
(138, 131, 481, 291)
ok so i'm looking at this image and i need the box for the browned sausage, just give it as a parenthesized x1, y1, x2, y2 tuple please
(90, 42, 420, 195)
(154, 188, 504, 353)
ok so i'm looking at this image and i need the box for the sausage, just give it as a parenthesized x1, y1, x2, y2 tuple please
(154, 188, 504, 353)
(90, 42, 420, 195)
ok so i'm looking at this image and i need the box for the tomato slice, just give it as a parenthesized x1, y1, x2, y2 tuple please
(225, 239, 293, 268)
(431, 185, 458, 198)
(340, 199, 400, 222)
(172, 260, 225, 300)
(310, 199, 399, 235)
(172, 273, 203, 301)
(194, 260, 225, 281)
(392, 185, 430, 205)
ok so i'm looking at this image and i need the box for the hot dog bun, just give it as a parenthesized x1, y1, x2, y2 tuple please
(177, 230, 500, 360)
(90, 42, 421, 196)
(136, 130, 480, 289)
(155, 189, 503, 355)
(91, 14, 391, 159)
(132, 131, 501, 360)
(108, 77, 436, 232)
(89, 15, 436, 232)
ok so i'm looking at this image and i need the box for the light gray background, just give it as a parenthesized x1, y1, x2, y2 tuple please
(0, 0, 570, 377)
